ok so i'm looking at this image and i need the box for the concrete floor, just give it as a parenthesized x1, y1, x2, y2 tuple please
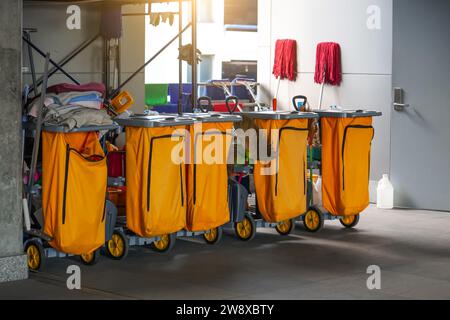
(1, 205, 450, 300)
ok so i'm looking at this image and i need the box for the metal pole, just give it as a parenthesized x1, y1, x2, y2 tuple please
(27, 53, 50, 208)
(105, 39, 110, 98)
(191, 0, 198, 108)
(30, 34, 100, 94)
(117, 38, 121, 86)
(112, 23, 191, 98)
(22, 36, 80, 85)
(178, 0, 183, 116)
(24, 32, 38, 98)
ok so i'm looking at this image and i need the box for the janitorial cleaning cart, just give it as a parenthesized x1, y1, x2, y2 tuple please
(112, 115, 194, 253)
(301, 109, 382, 232)
(183, 101, 242, 244)
(228, 102, 318, 241)
(23, 123, 122, 271)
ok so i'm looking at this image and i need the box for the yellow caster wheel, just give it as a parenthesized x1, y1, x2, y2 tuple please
(106, 230, 129, 260)
(275, 219, 294, 236)
(151, 233, 176, 253)
(340, 214, 360, 229)
(80, 250, 100, 266)
(235, 213, 256, 242)
(303, 208, 324, 233)
(25, 240, 45, 272)
(203, 227, 223, 245)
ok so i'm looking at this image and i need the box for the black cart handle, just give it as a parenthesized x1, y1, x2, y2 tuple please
(225, 95, 239, 114)
(197, 96, 212, 113)
(292, 95, 308, 111)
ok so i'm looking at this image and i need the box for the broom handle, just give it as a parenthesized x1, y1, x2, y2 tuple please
(318, 81, 325, 110)
(275, 77, 281, 100)
(318, 66, 326, 110)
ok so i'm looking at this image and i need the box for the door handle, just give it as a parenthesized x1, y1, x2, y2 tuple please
(393, 88, 410, 111)
(393, 103, 410, 111)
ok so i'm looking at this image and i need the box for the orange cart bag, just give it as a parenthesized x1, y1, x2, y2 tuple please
(123, 121, 190, 238)
(318, 110, 381, 216)
(42, 130, 107, 255)
(186, 115, 240, 232)
(250, 112, 317, 223)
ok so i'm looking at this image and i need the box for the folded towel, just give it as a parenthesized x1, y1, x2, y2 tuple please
(44, 108, 113, 132)
(46, 83, 106, 96)
(28, 91, 103, 117)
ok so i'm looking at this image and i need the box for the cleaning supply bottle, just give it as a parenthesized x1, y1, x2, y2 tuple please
(377, 174, 394, 209)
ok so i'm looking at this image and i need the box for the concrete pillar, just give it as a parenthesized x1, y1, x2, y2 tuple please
(0, 0, 28, 283)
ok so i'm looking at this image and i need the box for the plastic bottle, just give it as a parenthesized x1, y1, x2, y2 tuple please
(313, 176, 323, 206)
(377, 174, 394, 209)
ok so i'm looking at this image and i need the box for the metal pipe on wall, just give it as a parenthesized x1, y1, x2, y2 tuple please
(178, 0, 183, 116)
(191, 0, 197, 108)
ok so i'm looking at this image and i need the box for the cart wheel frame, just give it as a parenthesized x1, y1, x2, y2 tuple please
(303, 208, 324, 233)
(25, 239, 45, 272)
(340, 214, 360, 229)
(80, 249, 100, 266)
(235, 213, 256, 242)
(275, 219, 294, 236)
(151, 233, 176, 253)
(203, 226, 223, 245)
(105, 229, 129, 260)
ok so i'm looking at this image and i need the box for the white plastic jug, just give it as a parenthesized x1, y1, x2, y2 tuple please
(377, 174, 394, 209)
(313, 176, 323, 206)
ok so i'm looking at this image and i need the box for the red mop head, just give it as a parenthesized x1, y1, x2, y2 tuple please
(273, 39, 297, 82)
(314, 42, 342, 86)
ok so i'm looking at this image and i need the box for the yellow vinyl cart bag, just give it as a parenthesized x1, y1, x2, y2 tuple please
(253, 118, 309, 223)
(321, 115, 376, 216)
(42, 131, 107, 255)
(125, 126, 188, 237)
(186, 122, 234, 232)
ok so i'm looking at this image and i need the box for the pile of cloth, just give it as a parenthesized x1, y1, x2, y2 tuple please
(28, 83, 113, 131)
(272, 39, 297, 81)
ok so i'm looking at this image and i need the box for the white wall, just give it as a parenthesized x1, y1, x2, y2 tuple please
(121, 4, 146, 113)
(258, 0, 393, 191)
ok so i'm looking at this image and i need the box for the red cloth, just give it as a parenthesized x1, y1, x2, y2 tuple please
(107, 151, 125, 178)
(314, 42, 342, 86)
(272, 39, 297, 81)
(46, 82, 106, 97)
(212, 102, 243, 113)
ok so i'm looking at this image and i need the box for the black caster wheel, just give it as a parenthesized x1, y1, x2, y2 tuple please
(340, 214, 360, 229)
(303, 208, 324, 233)
(151, 233, 176, 253)
(80, 249, 100, 266)
(235, 213, 256, 242)
(25, 239, 46, 272)
(203, 227, 223, 245)
(105, 229, 129, 260)
(275, 219, 294, 236)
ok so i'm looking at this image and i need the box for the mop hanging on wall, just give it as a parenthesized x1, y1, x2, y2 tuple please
(272, 39, 297, 110)
(314, 42, 342, 109)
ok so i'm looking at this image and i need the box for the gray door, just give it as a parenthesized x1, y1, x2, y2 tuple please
(392, 0, 450, 211)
